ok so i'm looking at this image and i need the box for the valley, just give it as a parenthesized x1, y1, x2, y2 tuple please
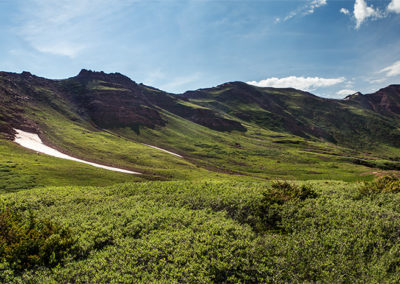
(1, 70, 400, 282)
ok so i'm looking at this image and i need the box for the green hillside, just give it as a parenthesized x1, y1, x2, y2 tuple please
(2, 70, 400, 186)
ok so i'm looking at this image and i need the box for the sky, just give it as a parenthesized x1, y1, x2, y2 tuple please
(0, 0, 399, 98)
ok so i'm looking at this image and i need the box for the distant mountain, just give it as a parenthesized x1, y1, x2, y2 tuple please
(0, 70, 245, 140)
(1, 70, 400, 149)
(180, 82, 400, 147)
(345, 85, 400, 116)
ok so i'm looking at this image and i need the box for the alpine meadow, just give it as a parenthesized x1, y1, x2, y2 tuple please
(1, 0, 400, 283)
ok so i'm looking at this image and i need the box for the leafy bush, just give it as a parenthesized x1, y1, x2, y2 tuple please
(0, 204, 76, 272)
(258, 181, 317, 230)
(359, 175, 400, 195)
(264, 181, 317, 204)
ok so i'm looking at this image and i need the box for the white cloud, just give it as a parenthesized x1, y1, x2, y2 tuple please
(307, 0, 327, 14)
(354, 0, 380, 29)
(342, 0, 400, 29)
(277, 0, 327, 22)
(247, 76, 345, 91)
(337, 89, 357, 96)
(388, 0, 400, 13)
(340, 8, 350, 15)
(370, 78, 387, 84)
(379, 61, 400, 77)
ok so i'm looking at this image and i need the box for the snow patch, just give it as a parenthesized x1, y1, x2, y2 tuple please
(143, 144, 183, 158)
(14, 129, 141, 175)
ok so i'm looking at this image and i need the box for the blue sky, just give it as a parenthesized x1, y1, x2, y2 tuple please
(0, 0, 399, 98)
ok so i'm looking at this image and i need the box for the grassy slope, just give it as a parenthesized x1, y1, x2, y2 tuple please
(114, 111, 378, 182)
(3, 73, 400, 186)
(2, 84, 379, 189)
(2, 180, 400, 283)
(0, 140, 145, 193)
(0, 88, 222, 191)
(186, 85, 400, 149)
(12, 93, 228, 183)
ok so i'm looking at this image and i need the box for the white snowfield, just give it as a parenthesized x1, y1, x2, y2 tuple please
(13, 129, 141, 175)
(143, 144, 183, 158)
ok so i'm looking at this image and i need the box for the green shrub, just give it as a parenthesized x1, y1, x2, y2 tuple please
(0, 205, 76, 272)
(359, 175, 400, 195)
(259, 181, 317, 230)
(265, 181, 317, 204)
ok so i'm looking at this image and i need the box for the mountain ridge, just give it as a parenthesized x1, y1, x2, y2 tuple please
(1, 69, 400, 149)
(2, 69, 400, 184)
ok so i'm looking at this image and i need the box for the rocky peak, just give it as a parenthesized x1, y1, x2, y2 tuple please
(76, 69, 137, 87)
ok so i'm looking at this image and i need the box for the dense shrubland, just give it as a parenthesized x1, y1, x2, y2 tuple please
(1, 179, 400, 282)
(0, 204, 76, 274)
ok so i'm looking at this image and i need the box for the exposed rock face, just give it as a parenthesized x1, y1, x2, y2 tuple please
(346, 85, 400, 116)
(65, 69, 165, 132)
(0, 72, 42, 139)
(86, 99, 165, 131)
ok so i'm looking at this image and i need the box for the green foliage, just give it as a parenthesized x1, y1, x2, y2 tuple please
(0, 204, 76, 273)
(359, 175, 400, 195)
(259, 181, 317, 230)
(1, 180, 400, 282)
(264, 180, 317, 204)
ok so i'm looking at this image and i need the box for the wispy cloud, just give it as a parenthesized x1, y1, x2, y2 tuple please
(370, 78, 387, 84)
(17, 0, 132, 58)
(275, 0, 327, 23)
(159, 73, 202, 93)
(337, 89, 357, 96)
(379, 61, 400, 77)
(247, 76, 345, 91)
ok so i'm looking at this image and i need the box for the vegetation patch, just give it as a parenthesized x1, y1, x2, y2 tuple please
(0, 204, 76, 274)
(2, 181, 400, 282)
(359, 175, 400, 195)
(264, 180, 317, 203)
(0, 163, 37, 193)
(348, 158, 400, 170)
(259, 181, 317, 231)
(1, 181, 400, 282)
